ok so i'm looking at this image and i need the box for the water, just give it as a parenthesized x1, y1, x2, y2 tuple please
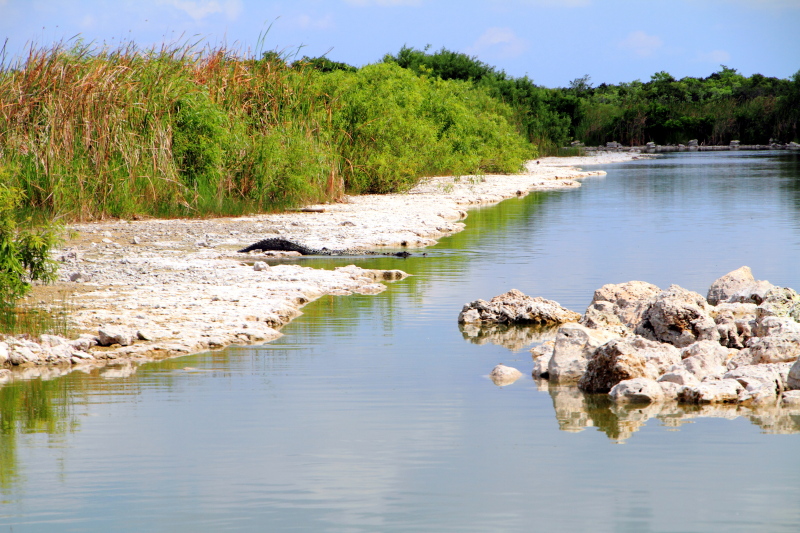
(2, 151, 800, 531)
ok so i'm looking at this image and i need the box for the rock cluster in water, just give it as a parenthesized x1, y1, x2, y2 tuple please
(458, 289, 581, 325)
(526, 267, 800, 406)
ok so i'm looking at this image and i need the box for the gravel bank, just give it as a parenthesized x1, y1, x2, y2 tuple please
(1, 152, 646, 381)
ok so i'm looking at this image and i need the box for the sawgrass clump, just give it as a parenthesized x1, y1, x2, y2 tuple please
(0, 40, 534, 221)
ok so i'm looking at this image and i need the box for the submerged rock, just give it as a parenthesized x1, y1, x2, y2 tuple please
(489, 364, 523, 386)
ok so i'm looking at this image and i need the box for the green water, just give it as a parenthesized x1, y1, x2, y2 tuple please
(1, 151, 799, 532)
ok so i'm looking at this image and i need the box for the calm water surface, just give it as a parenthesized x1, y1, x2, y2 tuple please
(2, 151, 800, 532)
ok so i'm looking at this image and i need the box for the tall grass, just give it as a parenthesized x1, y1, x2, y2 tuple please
(0, 39, 533, 222)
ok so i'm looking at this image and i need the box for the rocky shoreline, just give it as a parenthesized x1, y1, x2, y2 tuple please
(0, 153, 633, 384)
(460, 267, 800, 407)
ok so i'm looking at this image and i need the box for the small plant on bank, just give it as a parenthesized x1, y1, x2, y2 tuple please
(0, 182, 60, 332)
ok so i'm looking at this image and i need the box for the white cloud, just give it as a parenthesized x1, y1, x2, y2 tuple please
(466, 27, 528, 59)
(618, 30, 663, 58)
(343, 0, 422, 6)
(295, 13, 334, 30)
(159, 0, 243, 21)
(697, 49, 731, 64)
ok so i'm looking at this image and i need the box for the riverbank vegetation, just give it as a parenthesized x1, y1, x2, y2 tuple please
(0, 40, 532, 223)
(1, 40, 797, 223)
(0, 39, 797, 336)
(385, 46, 800, 152)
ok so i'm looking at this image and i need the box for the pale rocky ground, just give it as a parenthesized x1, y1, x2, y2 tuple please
(0, 152, 640, 383)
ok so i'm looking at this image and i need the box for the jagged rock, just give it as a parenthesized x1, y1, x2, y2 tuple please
(753, 316, 800, 338)
(635, 285, 720, 348)
(788, 358, 800, 390)
(579, 335, 681, 393)
(547, 324, 618, 383)
(253, 261, 270, 272)
(737, 332, 800, 365)
(581, 280, 661, 329)
(756, 287, 800, 321)
(70, 334, 98, 352)
(579, 301, 630, 337)
(0, 342, 8, 366)
(658, 368, 701, 387)
(707, 266, 754, 305)
(724, 365, 783, 404)
(489, 364, 523, 386)
(712, 302, 758, 348)
(8, 344, 38, 365)
(609, 378, 665, 403)
(678, 379, 744, 404)
(680, 340, 731, 381)
(531, 341, 555, 378)
(69, 272, 92, 282)
(458, 289, 580, 325)
(730, 280, 775, 305)
(97, 328, 135, 347)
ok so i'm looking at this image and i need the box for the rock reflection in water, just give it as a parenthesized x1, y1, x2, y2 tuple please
(541, 382, 800, 442)
(459, 323, 559, 352)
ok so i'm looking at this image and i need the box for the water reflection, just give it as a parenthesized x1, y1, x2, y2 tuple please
(459, 323, 559, 352)
(539, 380, 800, 442)
(2, 152, 800, 531)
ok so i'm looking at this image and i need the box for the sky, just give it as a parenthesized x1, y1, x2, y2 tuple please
(0, 0, 798, 88)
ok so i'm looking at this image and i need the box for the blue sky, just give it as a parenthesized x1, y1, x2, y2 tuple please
(1, 0, 798, 87)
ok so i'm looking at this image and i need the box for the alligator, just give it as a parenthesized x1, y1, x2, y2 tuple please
(237, 237, 412, 258)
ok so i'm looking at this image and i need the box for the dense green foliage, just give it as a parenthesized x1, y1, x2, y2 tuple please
(385, 46, 800, 149)
(385, 46, 571, 152)
(0, 41, 533, 222)
(0, 184, 59, 310)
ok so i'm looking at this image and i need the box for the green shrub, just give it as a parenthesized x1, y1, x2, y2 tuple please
(0, 182, 59, 311)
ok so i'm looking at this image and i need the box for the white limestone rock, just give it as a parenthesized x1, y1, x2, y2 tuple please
(756, 286, 800, 321)
(531, 341, 555, 379)
(458, 289, 580, 325)
(547, 324, 618, 383)
(707, 266, 755, 305)
(489, 364, 523, 386)
(609, 377, 665, 404)
(680, 340, 731, 381)
(738, 332, 800, 364)
(678, 379, 744, 404)
(579, 335, 681, 393)
(635, 285, 720, 348)
(658, 368, 702, 387)
(581, 280, 661, 330)
(97, 327, 135, 347)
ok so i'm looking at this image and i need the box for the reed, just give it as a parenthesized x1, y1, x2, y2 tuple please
(0, 39, 532, 222)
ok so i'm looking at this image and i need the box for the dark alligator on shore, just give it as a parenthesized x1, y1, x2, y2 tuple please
(237, 237, 413, 258)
